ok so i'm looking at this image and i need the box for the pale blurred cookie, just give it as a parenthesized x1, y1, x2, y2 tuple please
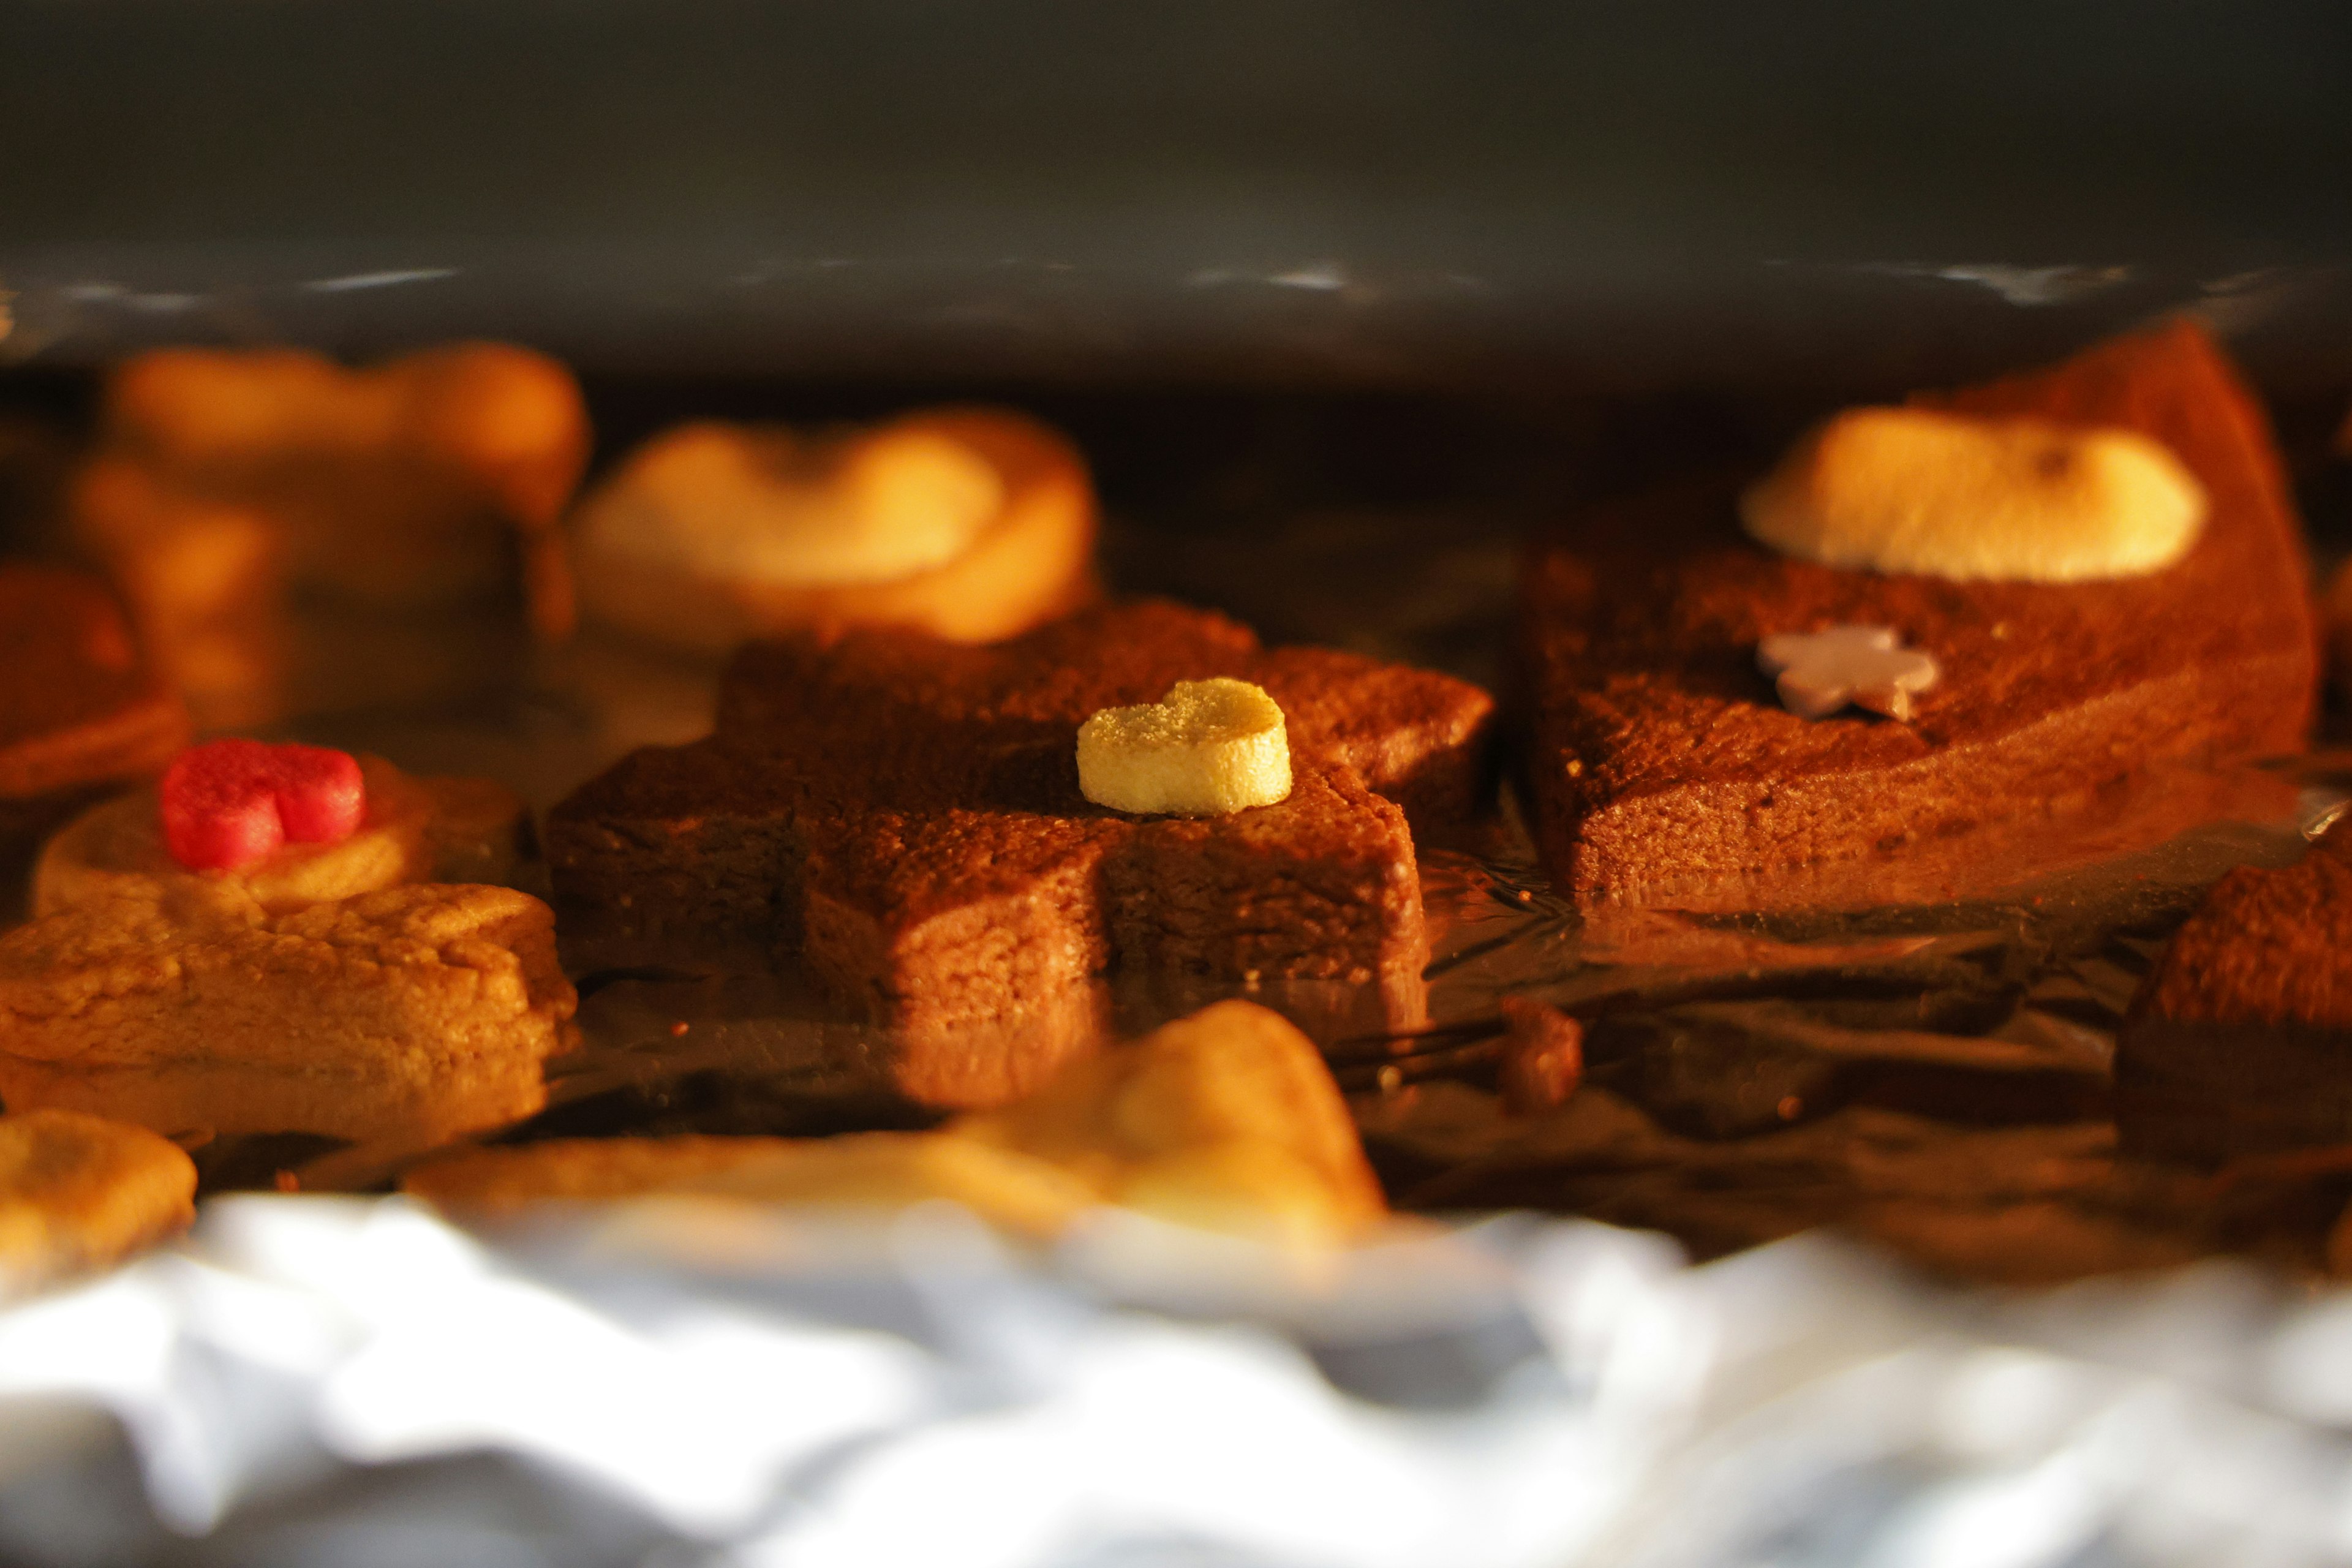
(406, 1133, 1096, 1238)
(0, 1109, 196, 1294)
(571, 407, 1097, 654)
(74, 343, 590, 722)
(0, 882, 576, 1144)
(956, 998, 1387, 1243)
(1741, 405, 2207, 582)
(407, 999, 1385, 1247)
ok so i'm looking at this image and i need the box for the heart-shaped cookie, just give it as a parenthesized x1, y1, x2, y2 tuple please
(159, 739, 366, 870)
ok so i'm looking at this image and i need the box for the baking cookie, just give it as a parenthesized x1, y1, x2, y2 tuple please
(34, 751, 526, 917)
(72, 343, 591, 722)
(2117, 816, 2352, 1164)
(546, 600, 1493, 1104)
(405, 999, 1385, 1246)
(0, 882, 576, 1144)
(571, 408, 1097, 654)
(0, 565, 189, 881)
(1519, 320, 2315, 902)
(0, 1109, 196, 1294)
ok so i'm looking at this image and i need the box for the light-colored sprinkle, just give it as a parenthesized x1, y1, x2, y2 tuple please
(1758, 625, 1941, 722)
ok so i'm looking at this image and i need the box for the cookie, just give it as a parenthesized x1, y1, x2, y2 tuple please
(0, 1109, 197, 1293)
(72, 343, 591, 723)
(571, 408, 1097, 654)
(0, 565, 189, 886)
(0, 882, 576, 1144)
(546, 600, 1493, 1104)
(34, 752, 526, 917)
(1518, 320, 2315, 903)
(405, 999, 1385, 1246)
(2117, 816, 2352, 1164)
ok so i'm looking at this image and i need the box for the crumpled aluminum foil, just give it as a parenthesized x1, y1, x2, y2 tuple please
(7, 1196, 2352, 1566)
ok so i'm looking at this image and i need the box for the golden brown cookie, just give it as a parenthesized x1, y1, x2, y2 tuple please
(405, 1133, 1096, 1238)
(406, 999, 1385, 1246)
(0, 882, 576, 1144)
(73, 344, 591, 723)
(33, 753, 526, 917)
(957, 999, 1388, 1242)
(0, 1109, 196, 1292)
(571, 407, 1098, 654)
(0, 567, 189, 804)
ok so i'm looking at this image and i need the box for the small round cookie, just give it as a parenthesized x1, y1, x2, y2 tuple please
(572, 407, 1098, 654)
(33, 752, 525, 918)
(0, 1109, 196, 1294)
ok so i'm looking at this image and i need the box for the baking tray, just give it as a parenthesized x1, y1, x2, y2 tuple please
(7, 288, 2352, 1567)
(50, 303, 2318, 1287)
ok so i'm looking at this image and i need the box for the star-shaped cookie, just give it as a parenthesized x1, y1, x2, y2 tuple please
(547, 600, 1493, 1106)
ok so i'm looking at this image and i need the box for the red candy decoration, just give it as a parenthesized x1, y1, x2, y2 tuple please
(159, 739, 368, 871)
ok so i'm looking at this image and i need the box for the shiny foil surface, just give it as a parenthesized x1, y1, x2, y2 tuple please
(227, 388, 2352, 1287)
